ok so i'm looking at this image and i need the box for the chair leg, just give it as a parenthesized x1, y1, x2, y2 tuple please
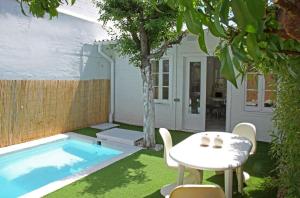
(177, 165, 185, 185)
(184, 169, 203, 184)
(195, 170, 203, 184)
(236, 166, 243, 193)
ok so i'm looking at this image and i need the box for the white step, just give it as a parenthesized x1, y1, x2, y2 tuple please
(91, 123, 120, 130)
(96, 128, 144, 146)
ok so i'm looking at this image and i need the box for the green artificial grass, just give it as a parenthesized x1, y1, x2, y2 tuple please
(46, 123, 277, 198)
(73, 128, 101, 137)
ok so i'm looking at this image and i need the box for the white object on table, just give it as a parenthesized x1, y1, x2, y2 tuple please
(169, 132, 252, 198)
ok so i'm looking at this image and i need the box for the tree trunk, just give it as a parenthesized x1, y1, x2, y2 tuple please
(139, 17, 156, 149)
(141, 61, 156, 148)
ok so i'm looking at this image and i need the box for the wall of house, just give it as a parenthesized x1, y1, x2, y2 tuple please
(227, 81, 273, 142)
(0, 0, 110, 80)
(113, 31, 220, 130)
(113, 30, 273, 142)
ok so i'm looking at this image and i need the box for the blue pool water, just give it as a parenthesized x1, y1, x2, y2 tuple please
(0, 139, 122, 198)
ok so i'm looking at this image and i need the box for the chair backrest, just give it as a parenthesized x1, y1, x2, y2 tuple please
(232, 122, 257, 155)
(169, 185, 225, 198)
(159, 128, 173, 166)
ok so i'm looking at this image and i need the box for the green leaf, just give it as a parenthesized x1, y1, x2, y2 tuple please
(166, 0, 176, 9)
(206, 20, 222, 37)
(176, 12, 183, 33)
(184, 10, 203, 34)
(198, 29, 208, 54)
(232, 32, 245, 45)
(231, 32, 250, 63)
(247, 33, 260, 60)
(246, 0, 265, 33)
(220, 45, 237, 87)
(232, 56, 244, 74)
(231, 45, 249, 63)
(213, 14, 227, 38)
(231, 0, 257, 33)
(220, 0, 229, 24)
(181, 0, 193, 9)
(246, 0, 265, 21)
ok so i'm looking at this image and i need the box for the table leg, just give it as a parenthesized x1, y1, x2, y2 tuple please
(225, 169, 233, 198)
(236, 166, 243, 193)
(198, 170, 203, 184)
(177, 165, 185, 185)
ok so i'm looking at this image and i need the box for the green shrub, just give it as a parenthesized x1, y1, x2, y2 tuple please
(272, 75, 300, 198)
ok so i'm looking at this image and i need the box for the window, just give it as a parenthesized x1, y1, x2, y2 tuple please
(263, 74, 277, 108)
(245, 73, 259, 107)
(151, 58, 171, 101)
(245, 73, 277, 112)
(152, 60, 159, 99)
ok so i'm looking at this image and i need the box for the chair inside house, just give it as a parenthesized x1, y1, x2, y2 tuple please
(232, 122, 257, 192)
(168, 184, 225, 198)
(159, 128, 203, 196)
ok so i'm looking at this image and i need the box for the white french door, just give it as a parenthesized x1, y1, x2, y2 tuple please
(182, 56, 207, 131)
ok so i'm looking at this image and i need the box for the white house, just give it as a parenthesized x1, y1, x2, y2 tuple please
(0, 0, 274, 142)
(98, 32, 275, 142)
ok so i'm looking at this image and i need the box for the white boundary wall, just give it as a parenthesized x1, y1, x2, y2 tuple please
(0, 0, 110, 80)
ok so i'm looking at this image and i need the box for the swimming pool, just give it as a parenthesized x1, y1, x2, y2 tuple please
(0, 135, 127, 198)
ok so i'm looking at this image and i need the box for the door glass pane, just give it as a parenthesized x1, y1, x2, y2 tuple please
(151, 60, 159, 73)
(264, 75, 276, 107)
(163, 74, 169, 86)
(189, 62, 201, 114)
(153, 86, 158, 99)
(152, 74, 159, 86)
(162, 87, 169, 100)
(245, 73, 258, 107)
(163, 60, 169, 72)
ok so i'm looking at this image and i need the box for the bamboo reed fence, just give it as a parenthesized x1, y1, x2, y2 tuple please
(0, 80, 109, 147)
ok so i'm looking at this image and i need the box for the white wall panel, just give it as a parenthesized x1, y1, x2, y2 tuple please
(0, 0, 110, 80)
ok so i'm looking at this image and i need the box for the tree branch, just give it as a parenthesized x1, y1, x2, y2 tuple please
(278, 50, 300, 56)
(203, 0, 215, 12)
(148, 31, 188, 60)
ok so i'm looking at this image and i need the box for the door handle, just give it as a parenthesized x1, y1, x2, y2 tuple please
(174, 98, 180, 102)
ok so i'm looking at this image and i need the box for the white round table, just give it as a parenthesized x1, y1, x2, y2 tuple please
(169, 132, 252, 198)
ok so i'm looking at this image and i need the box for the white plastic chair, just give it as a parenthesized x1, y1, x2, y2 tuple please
(232, 122, 257, 193)
(168, 184, 225, 198)
(159, 128, 203, 196)
(233, 122, 256, 155)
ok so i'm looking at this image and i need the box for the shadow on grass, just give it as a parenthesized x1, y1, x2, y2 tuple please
(205, 141, 277, 198)
(144, 189, 162, 198)
(73, 151, 152, 196)
(46, 148, 172, 198)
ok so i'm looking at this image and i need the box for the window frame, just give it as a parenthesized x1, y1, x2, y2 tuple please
(244, 73, 277, 113)
(262, 75, 277, 112)
(151, 56, 172, 104)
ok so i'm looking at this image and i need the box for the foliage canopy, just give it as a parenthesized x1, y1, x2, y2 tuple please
(96, 0, 183, 67)
(167, 0, 300, 88)
(17, 0, 75, 18)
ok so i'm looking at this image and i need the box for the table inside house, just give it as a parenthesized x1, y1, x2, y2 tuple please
(169, 132, 252, 198)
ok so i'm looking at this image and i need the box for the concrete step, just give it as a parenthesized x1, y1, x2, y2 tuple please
(96, 128, 144, 146)
(90, 123, 120, 131)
